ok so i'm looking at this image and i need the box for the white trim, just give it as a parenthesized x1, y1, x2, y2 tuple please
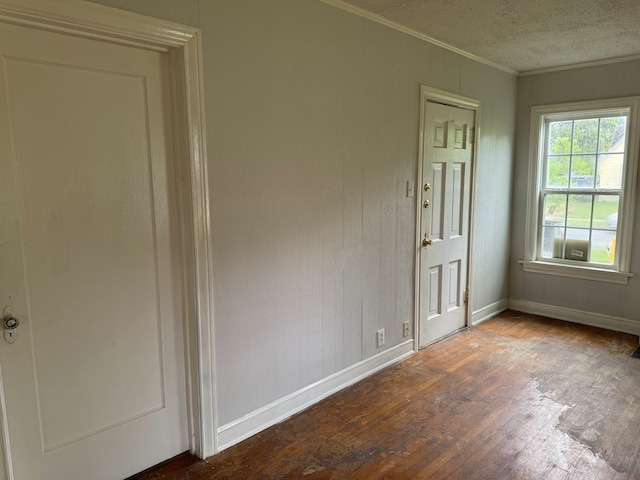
(520, 260, 632, 285)
(523, 106, 545, 260)
(217, 340, 415, 451)
(318, 0, 517, 77)
(419, 87, 481, 111)
(414, 86, 480, 351)
(0, 0, 193, 49)
(523, 97, 640, 283)
(471, 299, 509, 326)
(520, 54, 640, 77)
(0, 0, 216, 462)
(467, 104, 481, 335)
(177, 28, 217, 460)
(0, 368, 13, 480)
(508, 299, 640, 336)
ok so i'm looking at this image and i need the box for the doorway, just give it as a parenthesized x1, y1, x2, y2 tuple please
(416, 87, 478, 348)
(0, 0, 214, 477)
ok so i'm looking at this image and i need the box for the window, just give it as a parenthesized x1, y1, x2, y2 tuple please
(522, 98, 640, 284)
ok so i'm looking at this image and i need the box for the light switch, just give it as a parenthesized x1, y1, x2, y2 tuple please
(406, 180, 415, 198)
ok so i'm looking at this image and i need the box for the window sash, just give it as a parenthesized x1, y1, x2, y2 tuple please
(537, 190, 620, 267)
(534, 108, 632, 270)
(523, 97, 640, 284)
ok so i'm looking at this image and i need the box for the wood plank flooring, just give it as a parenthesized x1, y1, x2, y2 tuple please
(129, 311, 640, 479)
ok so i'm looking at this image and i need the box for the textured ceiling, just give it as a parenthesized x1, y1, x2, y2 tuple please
(337, 0, 640, 73)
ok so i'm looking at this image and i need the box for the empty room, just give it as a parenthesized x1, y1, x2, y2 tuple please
(0, 0, 639, 478)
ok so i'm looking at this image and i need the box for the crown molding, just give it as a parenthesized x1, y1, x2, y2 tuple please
(319, 0, 640, 78)
(519, 53, 640, 77)
(319, 0, 518, 76)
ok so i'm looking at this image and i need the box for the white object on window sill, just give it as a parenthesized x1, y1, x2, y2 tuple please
(519, 260, 633, 285)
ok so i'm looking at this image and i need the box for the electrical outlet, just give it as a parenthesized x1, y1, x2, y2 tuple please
(403, 321, 410, 337)
(377, 328, 385, 348)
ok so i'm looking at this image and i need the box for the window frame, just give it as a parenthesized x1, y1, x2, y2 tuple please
(521, 97, 640, 285)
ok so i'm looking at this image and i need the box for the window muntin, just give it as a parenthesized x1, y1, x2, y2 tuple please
(538, 113, 628, 267)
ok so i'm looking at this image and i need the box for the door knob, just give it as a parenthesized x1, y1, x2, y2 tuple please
(3, 313, 20, 344)
(422, 238, 433, 247)
(3, 315, 19, 330)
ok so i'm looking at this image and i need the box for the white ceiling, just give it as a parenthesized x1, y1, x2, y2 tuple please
(335, 0, 640, 73)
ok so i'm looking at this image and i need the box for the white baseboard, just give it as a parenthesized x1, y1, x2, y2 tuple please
(216, 340, 415, 451)
(471, 299, 509, 326)
(508, 299, 640, 336)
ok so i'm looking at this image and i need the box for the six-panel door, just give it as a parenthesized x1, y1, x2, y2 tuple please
(419, 102, 474, 348)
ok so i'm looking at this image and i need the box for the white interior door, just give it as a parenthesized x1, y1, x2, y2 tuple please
(419, 102, 474, 348)
(0, 20, 188, 480)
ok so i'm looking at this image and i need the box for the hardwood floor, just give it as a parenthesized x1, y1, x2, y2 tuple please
(129, 311, 640, 479)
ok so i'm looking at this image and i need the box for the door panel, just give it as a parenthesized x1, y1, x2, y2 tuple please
(419, 102, 474, 348)
(433, 121, 447, 148)
(430, 163, 445, 239)
(0, 20, 187, 480)
(452, 121, 467, 149)
(448, 260, 461, 310)
(427, 266, 441, 320)
(8, 57, 165, 453)
(450, 163, 464, 236)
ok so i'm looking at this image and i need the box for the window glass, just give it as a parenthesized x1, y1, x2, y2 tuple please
(538, 112, 629, 267)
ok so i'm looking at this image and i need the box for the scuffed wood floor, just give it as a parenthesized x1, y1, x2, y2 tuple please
(129, 311, 640, 479)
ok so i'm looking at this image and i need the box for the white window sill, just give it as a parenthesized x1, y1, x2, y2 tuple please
(519, 260, 633, 285)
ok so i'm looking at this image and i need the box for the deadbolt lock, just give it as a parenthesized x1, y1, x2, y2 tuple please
(424, 183, 431, 191)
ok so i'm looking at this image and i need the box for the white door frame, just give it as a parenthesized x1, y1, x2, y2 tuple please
(0, 0, 217, 465)
(414, 86, 480, 350)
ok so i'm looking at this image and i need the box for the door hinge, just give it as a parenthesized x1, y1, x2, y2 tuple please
(464, 289, 470, 304)
(469, 127, 475, 144)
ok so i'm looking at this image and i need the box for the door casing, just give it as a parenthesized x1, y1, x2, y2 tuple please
(414, 86, 480, 350)
(0, 0, 216, 471)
